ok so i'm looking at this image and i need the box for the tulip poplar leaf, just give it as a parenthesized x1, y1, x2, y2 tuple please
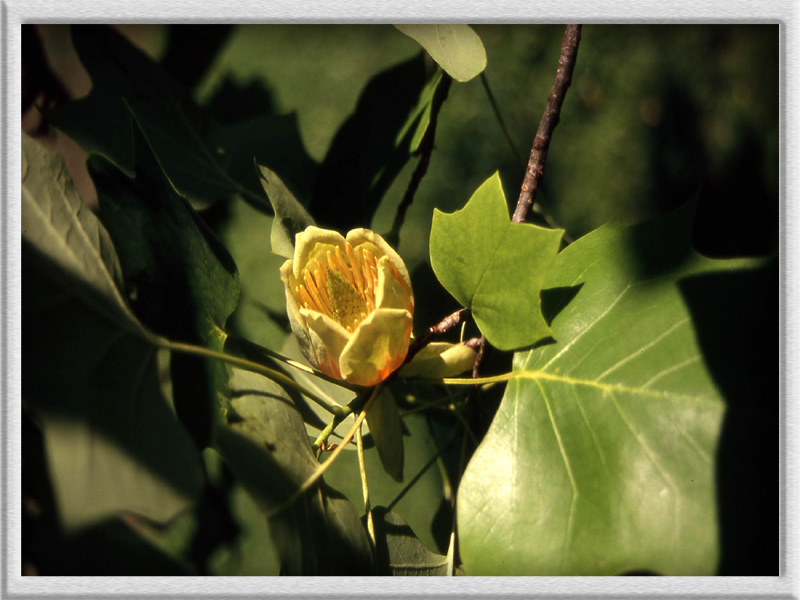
(371, 508, 452, 575)
(430, 172, 563, 350)
(258, 165, 316, 259)
(21, 134, 203, 531)
(457, 202, 772, 575)
(394, 25, 487, 82)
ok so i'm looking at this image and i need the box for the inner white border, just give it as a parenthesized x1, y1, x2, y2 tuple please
(4, 0, 797, 597)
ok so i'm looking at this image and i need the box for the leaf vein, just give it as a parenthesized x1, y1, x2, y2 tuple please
(540, 283, 632, 371)
(595, 317, 690, 382)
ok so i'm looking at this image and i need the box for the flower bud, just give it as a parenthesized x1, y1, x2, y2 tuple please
(281, 227, 414, 387)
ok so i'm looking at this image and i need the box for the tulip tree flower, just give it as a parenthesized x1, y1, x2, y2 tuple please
(281, 227, 415, 387)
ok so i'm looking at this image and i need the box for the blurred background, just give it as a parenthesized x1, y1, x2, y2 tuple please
(25, 24, 779, 256)
(24, 23, 779, 363)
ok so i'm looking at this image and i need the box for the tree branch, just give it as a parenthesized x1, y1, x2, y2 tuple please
(473, 24, 583, 379)
(512, 24, 582, 225)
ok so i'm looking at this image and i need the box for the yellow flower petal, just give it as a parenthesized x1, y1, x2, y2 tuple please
(282, 226, 415, 386)
(375, 256, 413, 312)
(339, 308, 413, 386)
(301, 308, 352, 380)
(292, 226, 345, 280)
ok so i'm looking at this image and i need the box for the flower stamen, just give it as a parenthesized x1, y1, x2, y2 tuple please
(345, 242, 364, 292)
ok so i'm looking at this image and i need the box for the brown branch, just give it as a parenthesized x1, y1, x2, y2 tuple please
(512, 24, 582, 225)
(472, 24, 583, 380)
(386, 74, 453, 248)
(471, 335, 489, 379)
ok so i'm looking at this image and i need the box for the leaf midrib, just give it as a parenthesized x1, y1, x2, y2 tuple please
(514, 370, 719, 404)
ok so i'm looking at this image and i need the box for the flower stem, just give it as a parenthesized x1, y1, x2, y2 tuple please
(158, 337, 348, 417)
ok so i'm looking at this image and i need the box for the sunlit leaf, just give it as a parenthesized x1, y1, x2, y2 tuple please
(430, 172, 563, 350)
(457, 203, 770, 575)
(395, 25, 487, 82)
(21, 134, 203, 531)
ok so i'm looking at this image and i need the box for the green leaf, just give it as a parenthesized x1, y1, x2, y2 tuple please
(258, 165, 315, 259)
(395, 25, 487, 82)
(457, 203, 769, 575)
(366, 388, 405, 482)
(21, 134, 203, 531)
(430, 172, 563, 350)
(311, 53, 441, 231)
(49, 25, 315, 209)
(91, 120, 240, 448)
(371, 507, 450, 575)
(214, 369, 374, 575)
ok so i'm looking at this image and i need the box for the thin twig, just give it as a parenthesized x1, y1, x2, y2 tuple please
(471, 335, 489, 380)
(387, 74, 453, 248)
(512, 24, 582, 225)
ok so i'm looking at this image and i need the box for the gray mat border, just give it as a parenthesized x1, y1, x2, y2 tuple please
(3, 1, 795, 598)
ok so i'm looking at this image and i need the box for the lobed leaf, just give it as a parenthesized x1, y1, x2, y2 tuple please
(430, 172, 563, 350)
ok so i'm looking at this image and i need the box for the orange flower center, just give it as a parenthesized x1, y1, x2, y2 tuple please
(294, 242, 380, 333)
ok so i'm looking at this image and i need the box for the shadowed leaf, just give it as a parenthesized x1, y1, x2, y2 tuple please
(22, 134, 203, 531)
(215, 369, 374, 575)
(92, 120, 240, 448)
(258, 165, 315, 259)
(311, 53, 441, 231)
